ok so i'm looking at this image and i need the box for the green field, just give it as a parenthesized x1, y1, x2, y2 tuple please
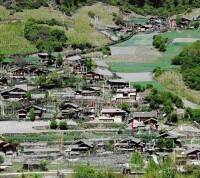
(131, 17, 148, 24)
(161, 29, 200, 39)
(131, 81, 167, 91)
(0, 22, 38, 55)
(159, 42, 185, 61)
(108, 61, 178, 73)
(113, 33, 154, 47)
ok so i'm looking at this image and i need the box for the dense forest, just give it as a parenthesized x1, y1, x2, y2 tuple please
(0, 0, 199, 16)
(172, 41, 200, 90)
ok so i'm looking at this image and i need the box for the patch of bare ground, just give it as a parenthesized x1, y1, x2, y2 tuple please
(107, 46, 162, 63)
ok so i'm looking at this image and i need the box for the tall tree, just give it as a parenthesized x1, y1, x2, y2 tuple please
(56, 53, 63, 67)
(130, 151, 144, 171)
(29, 108, 35, 121)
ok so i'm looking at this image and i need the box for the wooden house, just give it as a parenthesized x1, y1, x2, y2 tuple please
(129, 111, 158, 123)
(115, 137, 145, 152)
(18, 105, 46, 119)
(185, 148, 200, 160)
(86, 68, 113, 81)
(66, 140, 94, 156)
(23, 161, 40, 171)
(63, 55, 81, 66)
(0, 140, 16, 154)
(113, 88, 136, 102)
(143, 118, 158, 129)
(107, 79, 129, 90)
(155, 132, 181, 147)
(25, 66, 49, 77)
(0, 77, 8, 86)
(38, 53, 55, 64)
(98, 108, 126, 123)
(1, 87, 27, 100)
(11, 67, 25, 76)
(60, 103, 81, 118)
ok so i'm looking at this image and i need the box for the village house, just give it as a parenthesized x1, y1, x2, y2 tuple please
(155, 132, 181, 147)
(0, 140, 16, 154)
(185, 148, 200, 160)
(96, 108, 126, 123)
(63, 55, 82, 66)
(0, 77, 8, 86)
(18, 105, 46, 119)
(38, 53, 55, 64)
(129, 111, 158, 123)
(113, 88, 137, 103)
(65, 140, 94, 157)
(86, 68, 113, 81)
(115, 137, 145, 152)
(60, 103, 81, 118)
(107, 79, 129, 90)
(1, 87, 27, 100)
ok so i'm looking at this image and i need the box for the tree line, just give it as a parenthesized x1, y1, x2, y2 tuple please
(1, 0, 199, 16)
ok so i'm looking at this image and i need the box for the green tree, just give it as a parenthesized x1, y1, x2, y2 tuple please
(39, 160, 48, 171)
(156, 138, 165, 150)
(168, 113, 178, 123)
(117, 103, 130, 113)
(145, 158, 160, 178)
(165, 139, 174, 149)
(0, 155, 4, 164)
(26, 91, 32, 100)
(36, 74, 46, 88)
(29, 108, 35, 121)
(162, 156, 176, 178)
(130, 152, 144, 171)
(194, 22, 199, 29)
(59, 120, 67, 130)
(56, 53, 63, 67)
(50, 118, 57, 129)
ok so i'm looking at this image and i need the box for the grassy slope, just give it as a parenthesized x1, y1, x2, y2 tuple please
(66, 3, 118, 46)
(12, 7, 68, 23)
(0, 6, 9, 20)
(0, 22, 38, 55)
(156, 71, 200, 104)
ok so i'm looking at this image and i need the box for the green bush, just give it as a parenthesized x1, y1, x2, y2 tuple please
(0, 155, 4, 164)
(39, 160, 48, 171)
(50, 118, 57, 129)
(59, 120, 68, 130)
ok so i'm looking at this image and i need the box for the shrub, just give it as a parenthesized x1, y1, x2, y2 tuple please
(59, 120, 67, 130)
(39, 160, 48, 171)
(50, 118, 57, 129)
(88, 11, 95, 18)
(0, 155, 4, 164)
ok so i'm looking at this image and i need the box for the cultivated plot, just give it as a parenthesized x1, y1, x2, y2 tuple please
(116, 72, 153, 82)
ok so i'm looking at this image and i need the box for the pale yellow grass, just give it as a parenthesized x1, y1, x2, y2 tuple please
(0, 6, 10, 20)
(156, 71, 200, 104)
(12, 7, 68, 23)
(66, 3, 119, 46)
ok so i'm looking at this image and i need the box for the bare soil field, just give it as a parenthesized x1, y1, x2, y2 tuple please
(116, 72, 153, 82)
(107, 46, 162, 63)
